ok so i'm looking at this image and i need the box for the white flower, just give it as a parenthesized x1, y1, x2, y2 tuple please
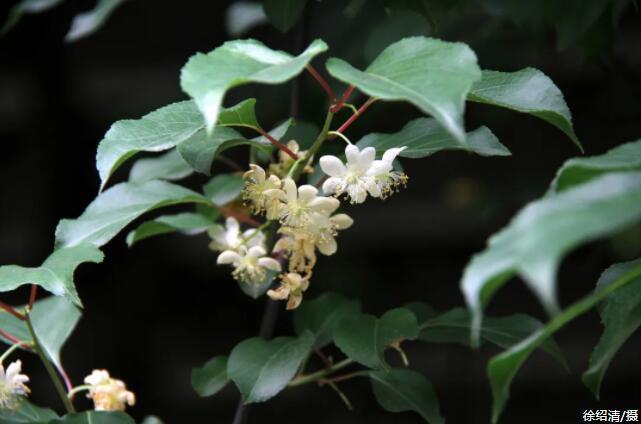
(208, 217, 265, 252)
(319, 144, 408, 203)
(84, 369, 135, 411)
(266, 178, 339, 227)
(267, 272, 310, 310)
(0, 360, 30, 410)
(217, 245, 281, 284)
(307, 212, 354, 256)
(242, 164, 283, 219)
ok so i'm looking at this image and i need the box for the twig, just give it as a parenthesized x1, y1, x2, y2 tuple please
(330, 98, 377, 138)
(0, 300, 26, 320)
(28, 285, 37, 310)
(256, 127, 298, 160)
(306, 65, 335, 101)
(330, 85, 355, 113)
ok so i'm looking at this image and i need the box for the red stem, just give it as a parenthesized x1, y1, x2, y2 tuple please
(0, 300, 26, 321)
(306, 65, 335, 101)
(330, 98, 377, 138)
(28, 285, 37, 310)
(0, 328, 30, 348)
(257, 128, 298, 160)
(330, 85, 355, 113)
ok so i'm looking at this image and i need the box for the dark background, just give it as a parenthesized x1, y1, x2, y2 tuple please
(1, 1, 640, 423)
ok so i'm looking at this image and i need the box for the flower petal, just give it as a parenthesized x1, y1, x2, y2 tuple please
(308, 196, 340, 214)
(225, 217, 239, 234)
(258, 257, 282, 271)
(347, 183, 368, 204)
(382, 146, 407, 164)
(367, 181, 382, 198)
(366, 160, 392, 177)
(345, 144, 361, 165)
(249, 164, 266, 182)
(282, 178, 298, 202)
(317, 237, 338, 255)
(217, 250, 241, 264)
(358, 146, 376, 171)
(319, 155, 347, 178)
(298, 185, 319, 202)
(247, 245, 267, 258)
(331, 213, 354, 230)
(322, 177, 344, 195)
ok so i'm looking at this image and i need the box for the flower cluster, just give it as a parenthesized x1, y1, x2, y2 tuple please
(211, 142, 406, 309)
(84, 369, 135, 411)
(0, 360, 30, 410)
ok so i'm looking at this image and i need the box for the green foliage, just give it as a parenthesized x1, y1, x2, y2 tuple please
(356, 118, 510, 158)
(180, 38, 327, 133)
(550, 139, 641, 193)
(1, 0, 63, 36)
(414, 306, 566, 365)
(191, 356, 229, 397)
(55, 181, 209, 248)
(487, 259, 641, 423)
(0, 398, 58, 423)
(128, 150, 193, 184)
(0, 296, 81, 375)
(582, 258, 641, 398)
(462, 172, 641, 346)
(0, 245, 103, 305)
(227, 332, 314, 403)
(96, 100, 204, 190)
(262, 0, 307, 32)
(126, 212, 215, 247)
(49, 411, 135, 423)
(202, 173, 245, 206)
(334, 308, 419, 369)
(369, 369, 444, 424)
(327, 36, 481, 143)
(293, 292, 361, 348)
(468, 68, 581, 149)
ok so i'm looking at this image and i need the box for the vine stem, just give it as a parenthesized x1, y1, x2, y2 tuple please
(329, 85, 355, 113)
(330, 97, 377, 138)
(288, 358, 353, 387)
(255, 127, 298, 160)
(25, 310, 75, 414)
(0, 328, 29, 347)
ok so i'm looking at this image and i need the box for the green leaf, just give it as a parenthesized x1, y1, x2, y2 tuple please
(468, 68, 580, 150)
(65, 0, 127, 42)
(0, 296, 82, 375)
(180, 38, 327, 133)
(550, 140, 641, 193)
(369, 369, 444, 424)
(128, 150, 193, 183)
(0, 398, 58, 423)
(416, 308, 566, 365)
(356, 118, 510, 158)
(50, 411, 135, 424)
(334, 308, 419, 369)
(126, 212, 216, 247)
(0, 245, 103, 305)
(1, 0, 63, 36)
(326, 36, 481, 143)
(461, 172, 641, 346)
(217, 98, 260, 128)
(225, 2, 267, 37)
(191, 356, 229, 397)
(55, 181, 209, 249)
(96, 100, 204, 190)
(263, 0, 307, 32)
(203, 173, 245, 207)
(487, 259, 641, 424)
(293, 292, 361, 348)
(227, 331, 314, 403)
(176, 127, 245, 175)
(582, 258, 641, 398)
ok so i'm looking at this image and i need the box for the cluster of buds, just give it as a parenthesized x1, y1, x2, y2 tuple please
(84, 369, 135, 411)
(0, 360, 30, 410)
(210, 140, 407, 310)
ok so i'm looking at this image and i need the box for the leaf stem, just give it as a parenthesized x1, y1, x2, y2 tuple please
(28, 285, 37, 310)
(330, 85, 355, 113)
(254, 127, 299, 160)
(288, 358, 353, 387)
(306, 65, 335, 101)
(67, 384, 91, 400)
(325, 380, 353, 410)
(327, 131, 352, 145)
(0, 300, 26, 320)
(25, 310, 75, 414)
(319, 370, 369, 385)
(0, 340, 32, 364)
(330, 97, 377, 138)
